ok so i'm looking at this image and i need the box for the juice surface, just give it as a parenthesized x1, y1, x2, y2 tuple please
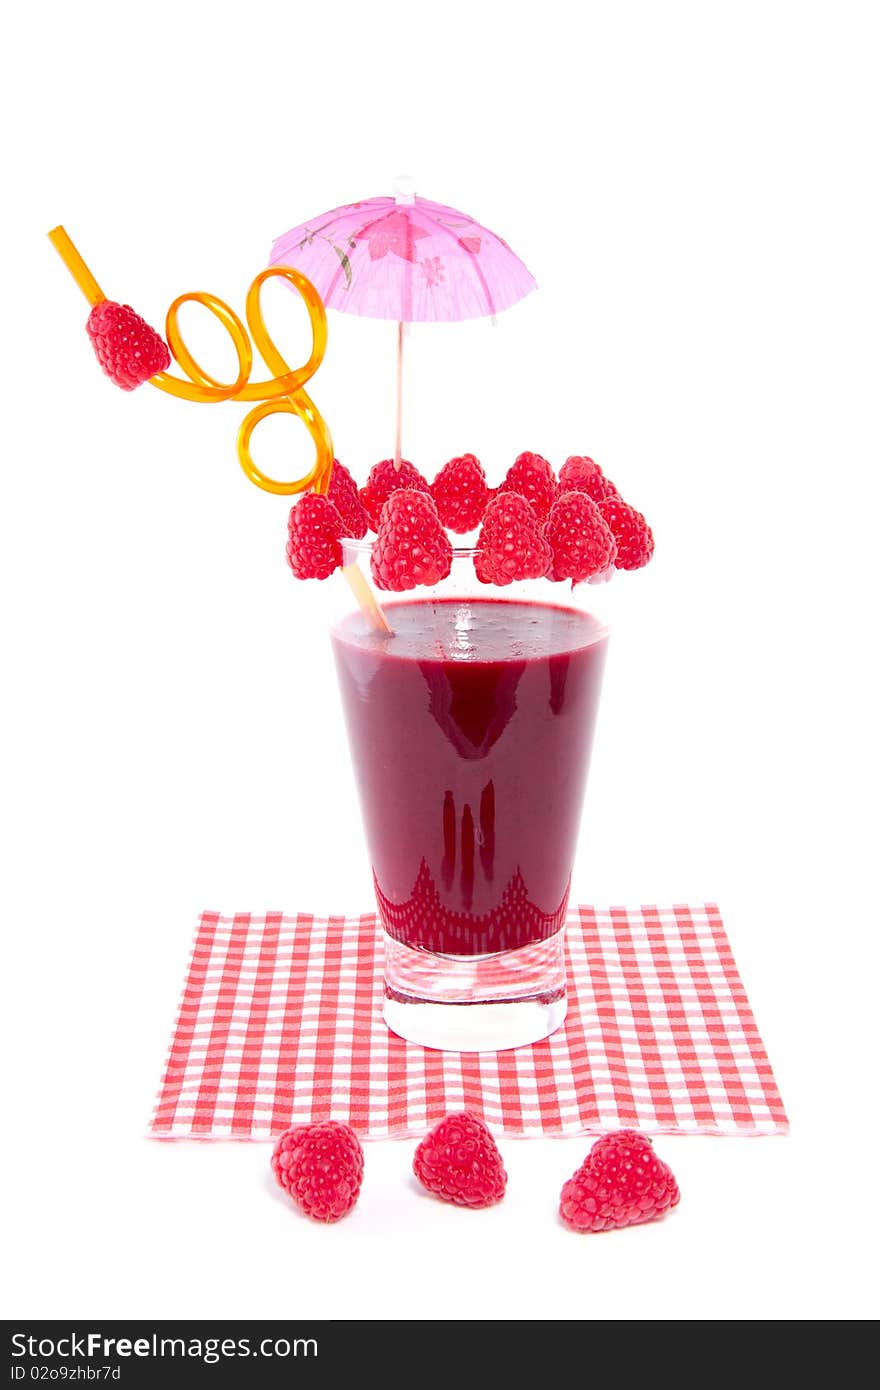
(331, 596, 608, 956)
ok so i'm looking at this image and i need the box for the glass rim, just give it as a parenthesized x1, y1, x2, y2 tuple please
(340, 537, 617, 595)
(343, 536, 479, 560)
(334, 539, 615, 635)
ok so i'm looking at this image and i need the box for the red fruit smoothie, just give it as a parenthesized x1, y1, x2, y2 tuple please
(331, 596, 608, 956)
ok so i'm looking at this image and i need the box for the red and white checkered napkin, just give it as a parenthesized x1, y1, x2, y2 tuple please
(149, 904, 788, 1140)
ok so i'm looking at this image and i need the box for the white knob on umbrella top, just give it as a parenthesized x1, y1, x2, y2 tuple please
(393, 174, 417, 205)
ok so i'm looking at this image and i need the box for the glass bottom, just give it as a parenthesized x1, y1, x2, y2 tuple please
(382, 928, 567, 1052)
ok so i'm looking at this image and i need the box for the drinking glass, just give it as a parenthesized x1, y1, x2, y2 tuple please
(330, 542, 609, 1051)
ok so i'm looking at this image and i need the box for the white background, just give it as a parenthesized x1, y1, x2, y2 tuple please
(2, 0, 878, 1322)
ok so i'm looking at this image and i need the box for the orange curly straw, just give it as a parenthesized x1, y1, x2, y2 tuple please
(48, 225, 390, 633)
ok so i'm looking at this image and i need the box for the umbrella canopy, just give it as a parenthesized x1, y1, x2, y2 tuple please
(268, 194, 536, 324)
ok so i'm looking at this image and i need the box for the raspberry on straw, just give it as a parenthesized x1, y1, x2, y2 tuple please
(48, 225, 393, 632)
(286, 493, 345, 580)
(48, 226, 171, 391)
(85, 300, 171, 390)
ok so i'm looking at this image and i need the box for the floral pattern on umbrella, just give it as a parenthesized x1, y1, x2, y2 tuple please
(270, 195, 536, 324)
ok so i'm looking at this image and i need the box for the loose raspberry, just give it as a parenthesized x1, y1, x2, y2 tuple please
(271, 1121, 364, 1223)
(430, 453, 491, 533)
(558, 455, 620, 504)
(598, 495, 655, 570)
(359, 458, 431, 531)
(496, 451, 558, 523)
(413, 1111, 507, 1208)
(371, 489, 453, 591)
(559, 1130, 679, 1233)
(474, 492, 552, 585)
(85, 300, 171, 390)
(327, 459, 369, 539)
(286, 493, 344, 580)
(545, 492, 617, 583)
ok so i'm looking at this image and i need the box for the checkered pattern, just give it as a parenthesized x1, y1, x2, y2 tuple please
(149, 903, 788, 1139)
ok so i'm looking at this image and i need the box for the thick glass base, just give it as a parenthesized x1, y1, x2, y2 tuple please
(384, 993, 567, 1052)
(382, 928, 567, 1052)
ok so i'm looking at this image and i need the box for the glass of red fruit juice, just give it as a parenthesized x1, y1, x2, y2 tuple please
(330, 544, 609, 1051)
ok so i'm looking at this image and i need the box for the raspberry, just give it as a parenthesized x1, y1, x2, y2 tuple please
(558, 455, 620, 504)
(598, 495, 655, 570)
(370, 489, 452, 591)
(430, 453, 491, 533)
(559, 1130, 680, 1233)
(413, 1111, 507, 1208)
(327, 459, 369, 539)
(496, 451, 558, 523)
(359, 458, 431, 531)
(544, 492, 617, 584)
(473, 492, 552, 585)
(85, 300, 171, 390)
(271, 1121, 364, 1223)
(286, 493, 344, 580)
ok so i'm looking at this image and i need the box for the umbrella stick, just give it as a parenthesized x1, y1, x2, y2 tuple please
(394, 320, 404, 470)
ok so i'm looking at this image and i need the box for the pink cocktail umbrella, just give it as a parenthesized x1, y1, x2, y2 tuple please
(268, 185, 536, 465)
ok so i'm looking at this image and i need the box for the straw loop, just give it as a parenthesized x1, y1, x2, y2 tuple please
(48, 224, 387, 627)
(155, 292, 253, 403)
